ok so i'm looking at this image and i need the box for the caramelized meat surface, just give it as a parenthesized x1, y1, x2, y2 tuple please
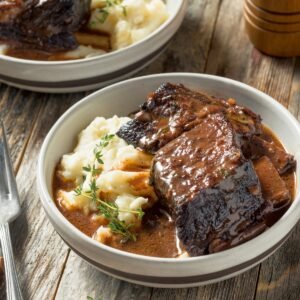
(152, 113, 267, 255)
(117, 83, 262, 154)
(177, 161, 267, 255)
(0, 0, 91, 51)
(250, 136, 296, 175)
(117, 83, 296, 256)
(152, 113, 245, 210)
(254, 156, 291, 208)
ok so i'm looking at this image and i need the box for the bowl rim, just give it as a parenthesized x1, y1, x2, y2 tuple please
(0, 0, 185, 66)
(37, 72, 300, 264)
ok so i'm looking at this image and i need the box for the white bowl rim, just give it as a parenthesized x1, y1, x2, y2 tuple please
(0, 0, 185, 66)
(37, 72, 300, 265)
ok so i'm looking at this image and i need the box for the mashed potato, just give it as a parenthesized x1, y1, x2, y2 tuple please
(57, 116, 156, 234)
(89, 0, 168, 50)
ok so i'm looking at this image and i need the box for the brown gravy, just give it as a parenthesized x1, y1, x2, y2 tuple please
(1, 28, 110, 61)
(53, 125, 296, 258)
(261, 126, 295, 199)
(4, 48, 78, 61)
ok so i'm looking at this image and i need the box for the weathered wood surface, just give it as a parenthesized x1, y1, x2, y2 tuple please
(1, 0, 300, 299)
(254, 58, 300, 300)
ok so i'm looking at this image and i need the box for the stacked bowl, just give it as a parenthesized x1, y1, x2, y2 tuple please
(244, 0, 300, 57)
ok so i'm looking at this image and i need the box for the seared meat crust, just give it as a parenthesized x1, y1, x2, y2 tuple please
(0, 0, 91, 51)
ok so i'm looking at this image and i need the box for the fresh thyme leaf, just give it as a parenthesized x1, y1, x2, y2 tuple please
(83, 165, 92, 172)
(87, 296, 103, 300)
(95, 152, 104, 164)
(89, 178, 98, 202)
(218, 168, 231, 178)
(121, 5, 127, 16)
(108, 219, 136, 242)
(73, 132, 144, 242)
(94, 0, 126, 25)
(74, 184, 83, 196)
(136, 208, 145, 220)
(96, 8, 109, 24)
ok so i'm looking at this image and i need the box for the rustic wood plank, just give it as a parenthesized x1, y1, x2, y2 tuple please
(55, 251, 152, 300)
(255, 225, 300, 300)
(0, 85, 48, 298)
(0, 85, 46, 167)
(143, 0, 222, 75)
(150, 267, 259, 300)
(0, 92, 84, 299)
(55, 0, 222, 299)
(254, 58, 300, 300)
(205, 1, 295, 106)
(287, 58, 300, 120)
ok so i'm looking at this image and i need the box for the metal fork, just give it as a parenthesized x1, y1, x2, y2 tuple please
(0, 122, 23, 300)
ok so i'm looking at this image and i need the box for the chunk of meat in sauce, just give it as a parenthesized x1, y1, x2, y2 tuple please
(177, 161, 267, 255)
(0, 0, 91, 52)
(250, 136, 296, 175)
(254, 156, 291, 208)
(254, 156, 292, 226)
(152, 113, 245, 210)
(152, 113, 268, 255)
(117, 83, 262, 154)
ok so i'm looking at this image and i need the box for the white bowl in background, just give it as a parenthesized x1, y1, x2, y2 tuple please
(37, 73, 300, 287)
(0, 0, 187, 93)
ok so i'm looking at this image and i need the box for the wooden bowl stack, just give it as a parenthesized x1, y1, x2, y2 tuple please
(244, 0, 300, 57)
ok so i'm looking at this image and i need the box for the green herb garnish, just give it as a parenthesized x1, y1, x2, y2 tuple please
(93, 0, 127, 25)
(74, 134, 144, 242)
(87, 297, 103, 300)
(218, 168, 231, 178)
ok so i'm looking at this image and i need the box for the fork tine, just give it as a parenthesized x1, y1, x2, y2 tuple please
(0, 122, 21, 208)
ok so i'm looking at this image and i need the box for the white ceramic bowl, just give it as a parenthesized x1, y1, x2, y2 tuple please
(37, 73, 300, 288)
(0, 0, 186, 93)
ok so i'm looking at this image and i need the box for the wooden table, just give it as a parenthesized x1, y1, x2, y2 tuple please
(1, 0, 300, 299)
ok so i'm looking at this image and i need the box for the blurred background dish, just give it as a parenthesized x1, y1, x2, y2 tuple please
(0, 0, 186, 93)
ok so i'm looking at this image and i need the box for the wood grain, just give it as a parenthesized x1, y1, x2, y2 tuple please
(206, 1, 295, 105)
(0, 85, 48, 298)
(254, 57, 300, 300)
(55, 251, 152, 300)
(143, 0, 222, 74)
(150, 268, 259, 300)
(0, 92, 84, 299)
(0, 85, 46, 168)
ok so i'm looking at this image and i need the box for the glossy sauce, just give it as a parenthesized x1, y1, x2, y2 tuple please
(53, 125, 295, 258)
(260, 126, 296, 201)
(1, 29, 110, 61)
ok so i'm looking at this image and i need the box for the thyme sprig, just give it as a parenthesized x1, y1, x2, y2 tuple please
(93, 0, 127, 25)
(74, 133, 144, 242)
